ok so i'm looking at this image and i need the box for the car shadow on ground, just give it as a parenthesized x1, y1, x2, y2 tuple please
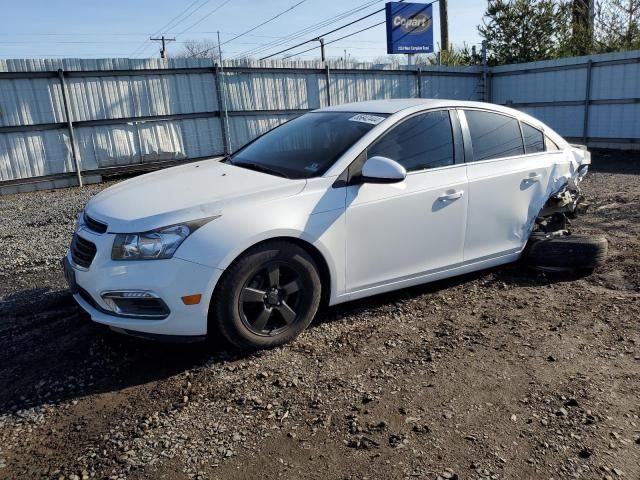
(0, 262, 585, 416)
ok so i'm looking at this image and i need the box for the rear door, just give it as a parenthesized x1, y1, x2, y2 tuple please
(460, 109, 553, 261)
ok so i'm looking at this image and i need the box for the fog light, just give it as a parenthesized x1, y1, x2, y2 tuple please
(101, 291, 170, 319)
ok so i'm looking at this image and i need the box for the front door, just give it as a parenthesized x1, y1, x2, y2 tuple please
(344, 110, 468, 294)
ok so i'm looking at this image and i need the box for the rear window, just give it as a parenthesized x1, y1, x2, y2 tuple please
(521, 123, 545, 154)
(465, 110, 524, 161)
(545, 135, 561, 151)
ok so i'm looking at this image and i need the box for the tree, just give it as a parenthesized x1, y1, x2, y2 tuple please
(480, 0, 640, 64)
(433, 43, 480, 65)
(174, 39, 220, 61)
(479, 0, 560, 65)
(593, 0, 640, 51)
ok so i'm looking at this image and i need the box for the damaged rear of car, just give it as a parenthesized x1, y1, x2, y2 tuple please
(524, 144, 608, 272)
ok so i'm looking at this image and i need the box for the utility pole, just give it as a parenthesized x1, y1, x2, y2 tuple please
(314, 37, 325, 62)
(439, 0, 449, 55)
(150, 35, 176, 59)
(217, 30, 232, 156)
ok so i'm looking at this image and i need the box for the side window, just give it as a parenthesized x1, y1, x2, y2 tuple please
(545, 135, 560, 151)
(368, 110, 455, 172)
(465, 110, 524, 161)
(521, 123, 545, 154)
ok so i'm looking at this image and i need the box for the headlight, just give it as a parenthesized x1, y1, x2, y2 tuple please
(111, 217, 219, 260)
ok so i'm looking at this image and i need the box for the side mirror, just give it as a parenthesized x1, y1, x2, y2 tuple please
(361, 156, 407, 184)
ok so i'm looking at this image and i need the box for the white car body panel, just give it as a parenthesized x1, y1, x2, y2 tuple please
(66, 99, 591, 337)
(86, 160, 306, 233)
(345, 163, 468, 293)
(175, 176, 347, 304)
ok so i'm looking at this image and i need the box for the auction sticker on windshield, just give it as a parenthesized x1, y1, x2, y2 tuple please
(349, 114, 386, 125)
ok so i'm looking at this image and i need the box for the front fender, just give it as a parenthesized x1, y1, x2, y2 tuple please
(175, 182, 346, 304)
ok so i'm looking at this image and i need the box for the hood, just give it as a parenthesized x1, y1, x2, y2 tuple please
(86, 159, 306, 233)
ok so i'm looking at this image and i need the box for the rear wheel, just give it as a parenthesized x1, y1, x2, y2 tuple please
(210, 241, 322, 351)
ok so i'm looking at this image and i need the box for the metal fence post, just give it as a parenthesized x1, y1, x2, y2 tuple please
(325, 64, 332, 107)
(583, 60, 593, 144)
(481, 40, 489, 102)
(416, 67, 422, 98)
(214, 64, 232, 156)
(57, 69, 83, 187)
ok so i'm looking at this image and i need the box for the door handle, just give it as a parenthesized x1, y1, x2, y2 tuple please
(439, 190, 464, 201)
(525, 172, 542, 182)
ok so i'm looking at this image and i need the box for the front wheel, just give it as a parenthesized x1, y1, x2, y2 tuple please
(210, 241, 322, 351)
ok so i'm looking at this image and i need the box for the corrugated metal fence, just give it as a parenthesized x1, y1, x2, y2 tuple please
(0, 50, 638, 189)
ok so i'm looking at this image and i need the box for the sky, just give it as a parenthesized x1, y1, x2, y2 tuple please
(0, 0, 486, 61)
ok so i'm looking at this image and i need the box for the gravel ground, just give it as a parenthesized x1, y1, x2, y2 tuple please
(0, 151, 638, 480)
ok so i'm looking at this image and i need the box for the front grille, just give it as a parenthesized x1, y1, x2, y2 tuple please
(84, 213, 107, 234)
(71, 234, 97, 269)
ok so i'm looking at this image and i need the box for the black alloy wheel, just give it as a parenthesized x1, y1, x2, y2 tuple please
(239, 261, 304, 336)
(210, 241, 322, 350)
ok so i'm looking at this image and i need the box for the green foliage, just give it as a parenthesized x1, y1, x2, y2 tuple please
(479, 0, 640, 65)
(592, 0, 640, 52)
(435, 44, 482, 66)
(479, 0, 561, 65)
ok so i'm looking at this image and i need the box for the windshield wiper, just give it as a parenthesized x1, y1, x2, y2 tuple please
(231, 161, 290, 179)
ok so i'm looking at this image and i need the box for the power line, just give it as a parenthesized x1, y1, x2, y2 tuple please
(221, 0, 309, 46)
(266, 0, 437, 61)
(188, 0, 310, 57)
(282, 20, 385, 59)
(127, 0, 203, 57)
(231, 0, 382, 59)
(129, 0, 210, 57)
(175, 0, 236, 36)
(259, 2, 392, 60)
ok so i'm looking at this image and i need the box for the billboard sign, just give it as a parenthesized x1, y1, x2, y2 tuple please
(385, 2, 434, 54)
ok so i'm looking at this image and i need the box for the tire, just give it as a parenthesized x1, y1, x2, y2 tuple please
(524, 233, 608, 272)
(210, 241, 322, 351)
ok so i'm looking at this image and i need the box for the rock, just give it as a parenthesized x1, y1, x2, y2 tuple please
(347, 436, 379, 450)
(412, 424, 430, 434)
(388, 434, 408, 448)
(578, 447, 592, 459)
(556, 408, 569, 417)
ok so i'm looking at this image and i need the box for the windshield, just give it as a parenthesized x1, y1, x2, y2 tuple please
(229, 111, 388, 179)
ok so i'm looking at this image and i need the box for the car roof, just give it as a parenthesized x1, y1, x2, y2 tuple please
(316, 98, 550, 132)
(317, 98, 520, 116)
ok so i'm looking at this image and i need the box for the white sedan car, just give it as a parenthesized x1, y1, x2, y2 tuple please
(64, 99, 590, 349)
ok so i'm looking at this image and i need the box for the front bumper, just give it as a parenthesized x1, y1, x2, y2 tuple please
(65, 227, 223, 336)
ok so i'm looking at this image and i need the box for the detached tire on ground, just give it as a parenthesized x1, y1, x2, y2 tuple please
(524, 233, 608, 273)
(210, 241, 322, 351)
